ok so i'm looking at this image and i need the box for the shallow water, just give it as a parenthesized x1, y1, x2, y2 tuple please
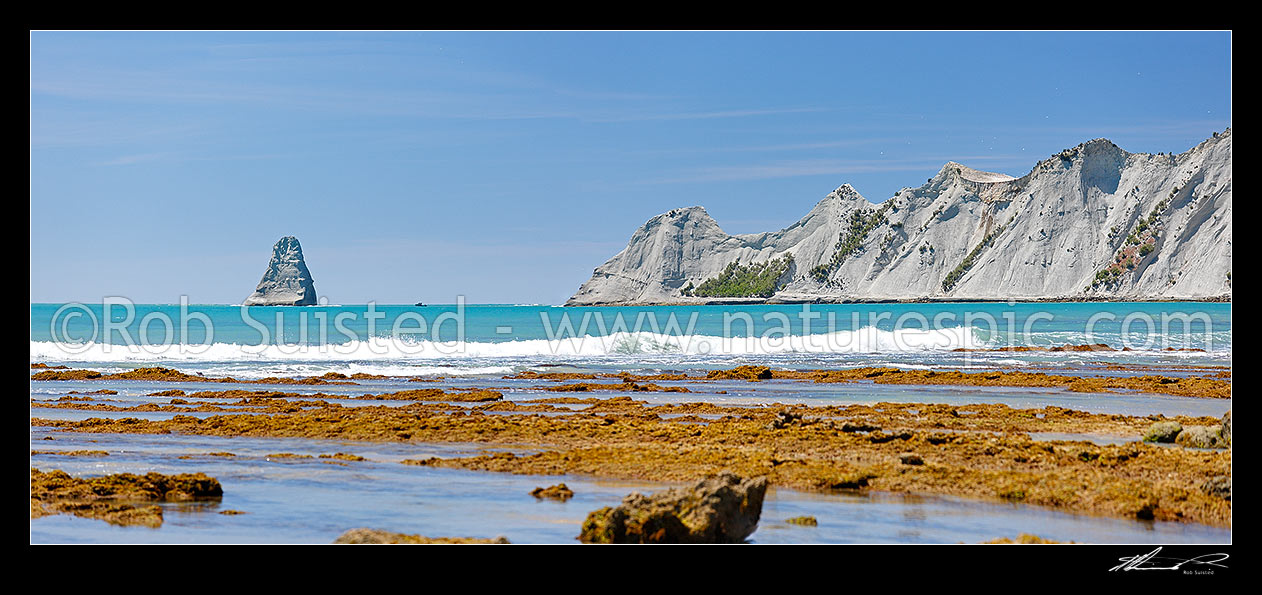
(30, 430, 1229, 545)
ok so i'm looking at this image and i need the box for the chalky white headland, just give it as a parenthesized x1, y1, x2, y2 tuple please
(569, 131, 1232, 305)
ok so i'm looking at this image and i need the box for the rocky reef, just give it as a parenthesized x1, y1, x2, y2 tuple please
(1143, 410, 1232, 448)
(30, 468, 223, 527)
(243, 236, 318, 306)
(31, 365, 1232, 527)
(530, 483, 574, 501)
(333, 528, 509, 544)
(983, 534, 1067, 544)
(579, 472, 767, 543)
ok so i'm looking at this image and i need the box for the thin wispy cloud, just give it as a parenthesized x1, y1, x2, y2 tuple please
(94, 153, 168, 166)
(587, 107, 832, 123)
(32, 38, 821, 125)
(29, 118, 205, 148)
(32, 68, 825, 126)
(628, 138, 894, 157)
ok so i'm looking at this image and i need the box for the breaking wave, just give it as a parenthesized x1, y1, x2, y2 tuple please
(30, 325, 986, 363)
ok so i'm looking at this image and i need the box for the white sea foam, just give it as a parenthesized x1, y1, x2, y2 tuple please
(30, 322, 1231, 368)
(30, 325, 987, 363)
(193, 363, 517, 380)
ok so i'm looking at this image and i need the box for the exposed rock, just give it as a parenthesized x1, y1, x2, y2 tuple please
(1175, 425, 1226, 449)
(984, 534, 1066, 544)
(1143, 421, 1183, 443)
(243, 236, 318, 306)
(30, 450, 109, 457)
(319, 453, 367, 462)
(1196, 474, 1226, 502)
(899, 453, 924, 465)
(568, 131, 1231, 304)
(333, 528, 510, 544)
(578, 472, 767, 543)
(706, 365, 773, 381)
(30, 468, 222, 527)
(767, 411, 803, 430)
(1201, 476, 1231, 500)
(530, 483, 574, 501)
(1221, 410, 1230, 445)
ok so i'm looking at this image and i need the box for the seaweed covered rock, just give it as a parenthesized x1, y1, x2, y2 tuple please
(243, 236, 318, 306)
(530, 483, 574, 501)
(899, 453, 924, 465)
(32, 468, 222, 501)
(30, 468, 222, 527)
(984, 534, 1066, 544)
(1221, 410, 1231, 445)
(1201, 476, 1231, 501)
(1175, 425, 1226, 449)
(333, 528, 509, 544)
(766, 410, 804, 430)
(578, 472, 767, 544)
(1143, 421, 1183, 443)
(706, 365, 773, 381)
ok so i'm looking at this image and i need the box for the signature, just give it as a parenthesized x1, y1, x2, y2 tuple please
(1110, 547, 1229, 572)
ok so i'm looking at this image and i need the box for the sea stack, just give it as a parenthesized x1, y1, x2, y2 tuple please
(243, 236, 318, 306)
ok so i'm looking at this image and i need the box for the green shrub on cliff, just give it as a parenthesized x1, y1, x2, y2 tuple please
(810, 206, 891, 283)
(942, 224, 1006, 292)
(690, 254, 794, 298)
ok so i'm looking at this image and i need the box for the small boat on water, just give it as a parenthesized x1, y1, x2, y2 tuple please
(414, 302, 426, 307)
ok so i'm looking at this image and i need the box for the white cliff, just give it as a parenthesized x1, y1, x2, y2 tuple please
(243, 236, 318, 306)
(567, 130, 1231, 305)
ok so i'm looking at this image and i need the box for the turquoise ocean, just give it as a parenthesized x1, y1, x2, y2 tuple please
(30, 302, 1230, 378)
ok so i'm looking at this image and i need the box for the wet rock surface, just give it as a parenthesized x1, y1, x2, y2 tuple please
(530, 483, 574, 501)
(1175, 425, 1226, 449)
(1201, 476, 1231, 501)
(333, 528, 510, 544)
(30, 468, 222, 527)
(785, 515, 818, 526)
(1144, 421, 1184, 443)
(899, 453, 924, 466)
(579, 472, 767, 544)
(31, 365, 1233, 527)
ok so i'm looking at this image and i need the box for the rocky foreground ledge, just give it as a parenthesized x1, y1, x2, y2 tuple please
(32, 361, 1233, 399)
(32, 367, 1232, 526)
(333, 529, 509, 544)
(30, 469, 223, 527)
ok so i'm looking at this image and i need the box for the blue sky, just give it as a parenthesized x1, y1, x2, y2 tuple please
(30, 31, 1231, 305)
